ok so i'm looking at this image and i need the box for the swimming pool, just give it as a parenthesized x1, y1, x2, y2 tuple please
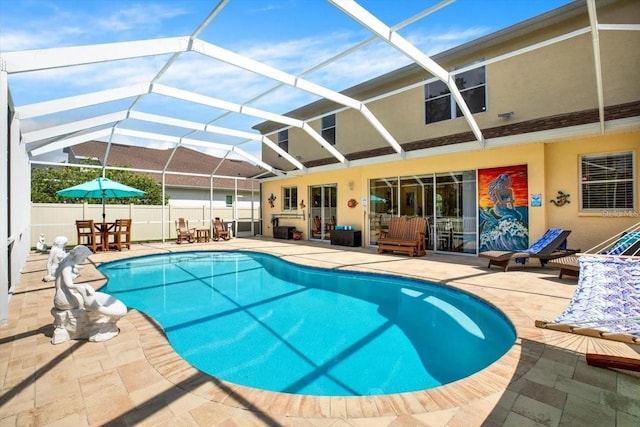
(99, 251, 515, 396)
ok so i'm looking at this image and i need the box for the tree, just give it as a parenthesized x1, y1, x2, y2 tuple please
(31, 164, 168, 205)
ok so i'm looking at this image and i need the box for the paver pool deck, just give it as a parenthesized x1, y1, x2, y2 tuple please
(1, 237, 639, 426)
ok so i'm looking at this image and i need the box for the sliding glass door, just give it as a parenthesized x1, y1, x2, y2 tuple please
(309, 184, 337, 242)
(369, 171, 477, 254)
(434, 171, 477, 254)
(369, 177, 397, 245)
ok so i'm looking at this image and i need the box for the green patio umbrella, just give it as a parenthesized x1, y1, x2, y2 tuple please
(57, 177, 145, 222)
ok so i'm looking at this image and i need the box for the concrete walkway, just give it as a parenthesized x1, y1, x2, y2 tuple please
(1, 238, 639, 426)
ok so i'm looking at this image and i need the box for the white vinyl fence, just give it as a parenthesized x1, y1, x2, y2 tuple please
(31, 203, 262, 248)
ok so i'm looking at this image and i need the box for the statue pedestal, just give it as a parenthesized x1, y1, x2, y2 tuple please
(50, 308, 120, 344)
(50, 292, 127, 344)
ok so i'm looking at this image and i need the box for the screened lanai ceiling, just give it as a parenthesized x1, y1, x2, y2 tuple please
(1, 0, 576, 180)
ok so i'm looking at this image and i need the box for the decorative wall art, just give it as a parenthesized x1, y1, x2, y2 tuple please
(478, 165, 529, 252)
(550, 191, 571, 207)
(531, 193, 542, 207)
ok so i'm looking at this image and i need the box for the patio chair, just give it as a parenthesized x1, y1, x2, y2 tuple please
(312, 216, 323, 239)
(535, 256, 640, 352)
(479, 228, 578, 271)
(108, 218, 132, 251)
(212, 218, 230, 241)
(329, 216, 337, 232)
(175, 218, 195, 244)
(548, 222, 640, 278)
(76, 219, 100, 253)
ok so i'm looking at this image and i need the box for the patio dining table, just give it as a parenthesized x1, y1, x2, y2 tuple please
(94, 221, 116, 251)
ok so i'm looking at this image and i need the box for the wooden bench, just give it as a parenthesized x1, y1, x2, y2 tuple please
(377, 216, 427, 257)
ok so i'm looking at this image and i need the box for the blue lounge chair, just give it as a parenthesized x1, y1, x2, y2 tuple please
(548, 223, 640, 278)
(479, 228, 578, 272)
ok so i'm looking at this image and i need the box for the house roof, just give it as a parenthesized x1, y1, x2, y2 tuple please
(67, 142, 263, 191)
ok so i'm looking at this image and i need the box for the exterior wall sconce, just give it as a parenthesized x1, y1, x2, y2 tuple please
(268, 193, 276, 208)
(498, 111, 514, 119)
(299, 200, 306, 209)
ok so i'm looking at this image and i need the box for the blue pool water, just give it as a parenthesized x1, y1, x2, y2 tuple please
(99, 251, 515, 396)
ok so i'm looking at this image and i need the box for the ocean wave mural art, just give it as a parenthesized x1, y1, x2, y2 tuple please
(478, 165, 529, 252)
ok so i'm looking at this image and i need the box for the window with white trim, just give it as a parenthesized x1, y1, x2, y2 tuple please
(225, 195, 233, 207)
(283, 186, 298, 210)
(277, 129, 288, 155)
(580, 152, 634, 210)
(424, 66, 486, 124)
(321, 114, 336, 145)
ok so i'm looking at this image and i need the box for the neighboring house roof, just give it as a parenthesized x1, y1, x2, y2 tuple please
(67, 142, 263, 191)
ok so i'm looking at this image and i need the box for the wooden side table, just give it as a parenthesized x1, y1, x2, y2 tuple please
(196, 228, 210, 243)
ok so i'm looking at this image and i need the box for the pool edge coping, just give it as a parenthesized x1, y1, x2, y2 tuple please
(99, 248, 545, 419)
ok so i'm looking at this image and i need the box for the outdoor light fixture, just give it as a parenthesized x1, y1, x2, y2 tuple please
(498, 111, 514, 119)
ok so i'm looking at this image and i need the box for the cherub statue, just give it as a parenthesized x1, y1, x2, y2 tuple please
(36, 234, 48, 253)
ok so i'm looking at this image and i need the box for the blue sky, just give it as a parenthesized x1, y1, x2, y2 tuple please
(0, 0, 572, 161)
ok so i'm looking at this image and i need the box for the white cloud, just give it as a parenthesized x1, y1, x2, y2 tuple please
(407, 26, 491, 55)
(93, 3, 190, 32)
(245, 3, 286, 14)
(0, 31, 57, 52)
(236, 32, 355, 73)
(7, 58, 165, 106)
(0, 2, 190, 51)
